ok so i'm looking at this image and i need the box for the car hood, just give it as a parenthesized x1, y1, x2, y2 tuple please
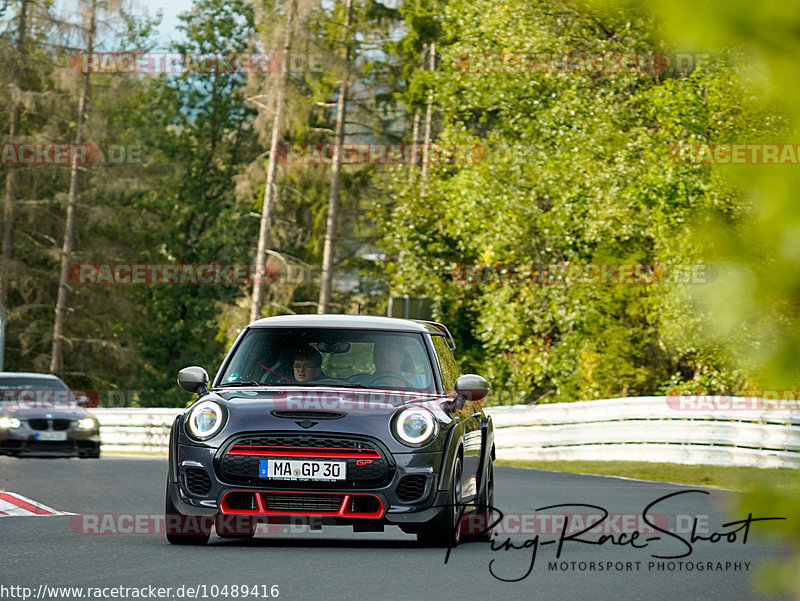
(214, 386, 447, 414)
(1, 406, 94, 419)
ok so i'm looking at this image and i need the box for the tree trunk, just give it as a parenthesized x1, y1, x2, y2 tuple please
(250, 0, 296, 323)
(408, 110, 420, 184)
(420, 42, 435, 196)
(50, 0, 96, 376)
(318, 0, 353, 314)
(1, 0, 29, 305)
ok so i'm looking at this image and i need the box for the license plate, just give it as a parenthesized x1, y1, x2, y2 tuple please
(259, 459, 346, 481)
(35, 431, 67, 441)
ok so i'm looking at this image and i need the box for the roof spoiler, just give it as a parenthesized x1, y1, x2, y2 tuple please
(415, 320, 456, 351)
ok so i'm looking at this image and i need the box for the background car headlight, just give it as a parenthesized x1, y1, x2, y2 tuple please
(76, 417, 97, 430)
(393, 407, 437, 446)
(186, 400, 226, 440)
(0, 416, 21, 429)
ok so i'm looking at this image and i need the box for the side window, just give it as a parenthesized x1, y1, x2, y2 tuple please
(431, 334, 460, 392)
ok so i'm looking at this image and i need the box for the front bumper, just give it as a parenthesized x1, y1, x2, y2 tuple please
(171, 440, 446, 525)
(0, 426, 100, 457)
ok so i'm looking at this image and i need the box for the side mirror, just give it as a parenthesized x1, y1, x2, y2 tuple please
(177, 366, 210, 395)
(73, 393, 89, 408)
(454, 374, 489, 406)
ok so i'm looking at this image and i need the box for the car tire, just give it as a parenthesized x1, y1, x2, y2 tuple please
(165, 488, 211, 545)
(416, 456, 463, 548)
(462, 459, 495, 542)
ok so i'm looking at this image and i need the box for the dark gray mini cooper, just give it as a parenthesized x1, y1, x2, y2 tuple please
(166, 314, 494, 546)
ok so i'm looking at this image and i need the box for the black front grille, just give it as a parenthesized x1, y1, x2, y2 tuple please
(52, 419, 72, 431)
(218, 433, 393, 488)
(262, 493, 341, 512)
(271, 411, 346, 420)
(28, 419, 49, 431)
(233, 434, 373, 450)
(396, 475, 428, 502)
(184, 467, 212, 496)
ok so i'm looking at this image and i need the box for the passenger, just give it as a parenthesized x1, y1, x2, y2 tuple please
(292, 347, 325, 382)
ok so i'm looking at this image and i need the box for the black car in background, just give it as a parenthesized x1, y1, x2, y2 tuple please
(0, 372, 101, 457)
(166, 314, 494, 546)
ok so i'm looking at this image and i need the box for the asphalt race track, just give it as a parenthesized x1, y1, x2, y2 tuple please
(0, 457, 791, 601)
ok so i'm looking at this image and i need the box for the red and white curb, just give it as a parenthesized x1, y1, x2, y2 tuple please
(0, 491, 75, 517)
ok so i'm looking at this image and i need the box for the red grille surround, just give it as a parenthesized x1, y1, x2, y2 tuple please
(220, 490, 385, 519)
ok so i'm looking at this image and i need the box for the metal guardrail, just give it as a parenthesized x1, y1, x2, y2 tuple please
(93, 408, 181, 454)
(486, 396, 800, 469)
(92, 396, 800, 468)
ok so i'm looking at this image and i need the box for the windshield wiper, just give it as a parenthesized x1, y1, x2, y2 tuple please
(219, 381, 373, 389)
(277, 378, 367, 388)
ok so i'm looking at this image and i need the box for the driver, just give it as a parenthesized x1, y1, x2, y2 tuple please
(373, 338, 405, 373)
(372, 339, 424, 387)
(292, 347, 325, 382)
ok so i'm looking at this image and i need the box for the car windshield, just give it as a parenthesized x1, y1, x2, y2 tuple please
(219, 328, 435, 391)
(0, 376, 75, 408)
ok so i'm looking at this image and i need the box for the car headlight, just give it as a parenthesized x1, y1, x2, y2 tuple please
(0, 416, 21, 429)
(393, 407, 437, 446)
(77, 417, 97, 430)
(186, 400, 226, 440)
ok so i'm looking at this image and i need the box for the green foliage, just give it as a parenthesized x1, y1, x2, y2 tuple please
(118, 0, 261, 405)
(611, 0, 800, 597)
(382, 0, 777, 403)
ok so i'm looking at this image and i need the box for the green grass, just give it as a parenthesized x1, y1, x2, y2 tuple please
(497, 459, 800, 495)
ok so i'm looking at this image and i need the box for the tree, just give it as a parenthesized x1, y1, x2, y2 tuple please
(50, 0, 97, 376)
(318, 0, 353, 314)
(249, 0, 296, 323)
(0, 0, 156, 381)
(1, 0, 29, 305)
(122, 0, 260, 405)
